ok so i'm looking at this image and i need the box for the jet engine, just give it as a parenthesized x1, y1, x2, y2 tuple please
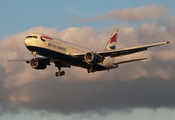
(30, 58, 47, 69)
(84, 52, 103, 64)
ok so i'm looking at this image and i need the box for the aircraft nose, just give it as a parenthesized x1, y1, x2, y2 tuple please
(24, 38, 31, 46)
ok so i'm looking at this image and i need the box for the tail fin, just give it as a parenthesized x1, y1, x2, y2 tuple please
(105, 29, 118, 50)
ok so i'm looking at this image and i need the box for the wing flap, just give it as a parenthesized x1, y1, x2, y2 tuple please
(111, 47, 147, 57)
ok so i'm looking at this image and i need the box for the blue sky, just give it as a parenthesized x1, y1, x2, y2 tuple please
(0, 0, 174, 39)
(0, 0, 175, 120)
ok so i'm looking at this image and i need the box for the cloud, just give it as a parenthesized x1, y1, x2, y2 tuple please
(75, 4, 169, 23)
(0, 15, 175, 116)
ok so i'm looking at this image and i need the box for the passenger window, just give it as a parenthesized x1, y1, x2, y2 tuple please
(26, 36, 38, 39)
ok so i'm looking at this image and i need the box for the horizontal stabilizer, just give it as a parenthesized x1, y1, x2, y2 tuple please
(8, 59, 31, 62)
(113, 58, 147, 65)
(8, 57, 49, 64)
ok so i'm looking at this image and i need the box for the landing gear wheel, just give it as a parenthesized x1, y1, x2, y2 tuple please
(87, 68, 95, 73)
(87, 69, 90, 73)
(55, 71, 65, 77)
(61, 71, 65, 76)
(55, 72, 59, 77)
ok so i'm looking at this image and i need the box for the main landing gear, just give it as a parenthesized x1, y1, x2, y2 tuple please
(87, 66, 95, 73)
(55, 63, 65, 77)
(55, 71, 65, 77)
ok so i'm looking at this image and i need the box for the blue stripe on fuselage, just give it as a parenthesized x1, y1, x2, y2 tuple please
(26, 46, 108, 71)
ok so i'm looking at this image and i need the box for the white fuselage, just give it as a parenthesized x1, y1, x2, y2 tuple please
(24, 33, 118, 71)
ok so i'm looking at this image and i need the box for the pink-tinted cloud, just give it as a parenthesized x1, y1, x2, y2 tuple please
(0, 16, 175, 115)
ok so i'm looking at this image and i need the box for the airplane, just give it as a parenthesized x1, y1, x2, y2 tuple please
(9, 29, 169, 77)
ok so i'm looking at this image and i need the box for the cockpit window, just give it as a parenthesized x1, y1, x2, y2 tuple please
(26, 36, 38, 39)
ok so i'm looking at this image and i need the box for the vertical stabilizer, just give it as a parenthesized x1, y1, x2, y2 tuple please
(105, 29, 118, 50)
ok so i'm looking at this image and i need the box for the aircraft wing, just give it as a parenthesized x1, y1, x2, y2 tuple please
(72, 41, 169, 58)
(97, 41, 169, 58)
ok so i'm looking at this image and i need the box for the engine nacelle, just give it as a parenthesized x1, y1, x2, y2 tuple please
(30, 58, 47, 70)
(84, 52, 103, 64)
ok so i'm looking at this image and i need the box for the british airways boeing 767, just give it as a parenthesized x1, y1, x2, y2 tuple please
(9, 29, 169, 76)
